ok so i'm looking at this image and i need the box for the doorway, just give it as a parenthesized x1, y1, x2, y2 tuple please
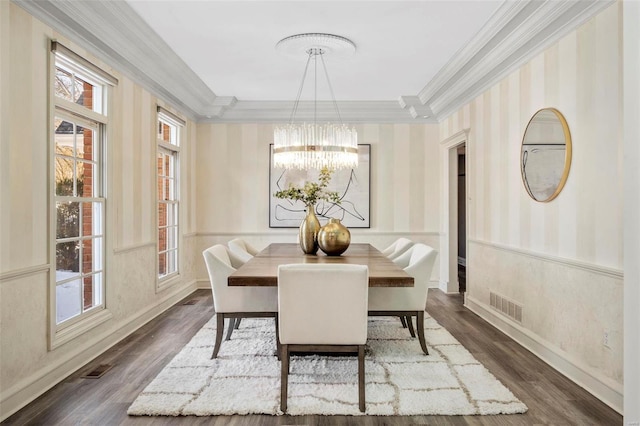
(457, 146, 466, 293)
(440, 129, 469, 297)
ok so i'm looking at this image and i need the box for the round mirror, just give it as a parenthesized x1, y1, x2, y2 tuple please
(521, 108, 572, 202)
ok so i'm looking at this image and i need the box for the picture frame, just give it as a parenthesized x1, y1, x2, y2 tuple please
(269, 144, 371, 228)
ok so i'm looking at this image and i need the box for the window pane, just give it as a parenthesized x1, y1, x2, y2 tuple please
(158, 251, 167, 276)
(81, 237, 103, 274)
(82, 202, 103, 237)
(56, 241, 80, 276)
(77, 77, 95, 110)
(167, 248, 178, 275)
(55, 119, 75, 153)
(54, 68, 74, 102)
(55, 157, 75, 196)
(56, 202, 80, 239)
(167, 224, 178, 251)
(83, 273, 102, 310)
(78, 161, 95, 197)
(167, 177, 176, 200)
(56, 279, 81, 324)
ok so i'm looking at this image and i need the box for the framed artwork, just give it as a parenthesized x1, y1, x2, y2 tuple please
(269, 144, 371, 228)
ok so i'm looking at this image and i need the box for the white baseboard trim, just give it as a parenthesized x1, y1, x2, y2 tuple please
(0, 280, 198, 422)
(196, 278, 210, 289)
(464, 295, 623, 414)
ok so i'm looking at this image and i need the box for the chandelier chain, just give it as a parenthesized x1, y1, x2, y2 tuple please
(289, 51, 313, 124)
(319, 53, 343, 125)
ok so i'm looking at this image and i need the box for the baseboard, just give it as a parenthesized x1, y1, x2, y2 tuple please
(196, 278, 210, 289)
(464, 295, 623, 414)
(0, 280, 198, 422)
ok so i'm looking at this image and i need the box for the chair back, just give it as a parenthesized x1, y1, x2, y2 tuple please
(381, 238, 414, 260)
(390, 243, 438, 310)
(278, 264, 369, 345)
(202, 244, 247, 312)
(228, 238, 258, 263)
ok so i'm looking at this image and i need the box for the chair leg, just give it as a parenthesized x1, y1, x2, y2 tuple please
(212, 313, 224, 359)
(275, 314, 281, 360)
(358, 345, 365, 413)
(235, 318, 241, 329)
(406, 315, 416, 338)
(416, 311, 429, 355)
(280, 344, 289, 413)
(225, 317, 236, 341)
(399, 316, 408, 328)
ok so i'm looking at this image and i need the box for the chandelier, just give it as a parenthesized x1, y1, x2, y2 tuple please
(273, 34, 358, 170)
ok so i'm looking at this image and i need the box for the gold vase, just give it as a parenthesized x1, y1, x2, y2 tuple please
(318, 218, 351, 256)
(299, 204, 320, 255)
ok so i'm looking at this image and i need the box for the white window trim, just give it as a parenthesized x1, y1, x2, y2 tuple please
(156, 108, 183, 291)
(49, 41, 115, 349)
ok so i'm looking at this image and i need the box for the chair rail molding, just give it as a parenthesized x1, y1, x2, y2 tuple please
(0, 263, 50, 282)
(469, 239, 623, 280)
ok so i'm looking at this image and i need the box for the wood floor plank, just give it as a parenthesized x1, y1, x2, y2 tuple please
(2, 290, 622, 425)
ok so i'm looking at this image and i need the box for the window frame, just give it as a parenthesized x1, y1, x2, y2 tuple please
(49, 42, 116, 349)
(156, 108, 183, 289)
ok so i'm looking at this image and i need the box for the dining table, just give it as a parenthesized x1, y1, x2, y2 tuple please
(228, 243, 414, 287)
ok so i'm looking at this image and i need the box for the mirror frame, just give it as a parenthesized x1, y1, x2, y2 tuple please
(520, 107, 572, 202)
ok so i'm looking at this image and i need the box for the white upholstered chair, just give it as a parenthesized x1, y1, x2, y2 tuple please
(228, 238, 259, 264)
(380, 237, 414, 261)
(202, 244, 277, 358)
(368, 243, 438, 355)
(278, 264, 369, 413)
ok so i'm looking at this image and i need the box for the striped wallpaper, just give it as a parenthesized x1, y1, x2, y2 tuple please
(0, 3, 198, 417)
(440, 2, 623, 409)
(196, 123, 441, 234)
(441, 2, 623, 270)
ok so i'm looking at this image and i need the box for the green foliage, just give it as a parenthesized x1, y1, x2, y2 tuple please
(274, 167, 341, 206)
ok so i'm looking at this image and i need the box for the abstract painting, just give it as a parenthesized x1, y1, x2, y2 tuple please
(269, 144, 370, 228)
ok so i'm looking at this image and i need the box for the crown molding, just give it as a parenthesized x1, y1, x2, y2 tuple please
(13, 0, 616, 124)
(419, 0, 615, 121)
(12, 0, 217, 121)
(202, 100, 437, 124)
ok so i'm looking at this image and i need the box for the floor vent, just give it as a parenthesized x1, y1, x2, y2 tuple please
(81, 364, 113, 379)
(489, 292, 523, 324)
(182, 299, 197, 305)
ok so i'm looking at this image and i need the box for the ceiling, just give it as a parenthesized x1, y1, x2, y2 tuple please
(125, 1, 501, 103)
(15, 0, 613, 123)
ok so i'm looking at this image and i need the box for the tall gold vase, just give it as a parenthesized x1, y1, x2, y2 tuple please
(299, 204, 320, 255)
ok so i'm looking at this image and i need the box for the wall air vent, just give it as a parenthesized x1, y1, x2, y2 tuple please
(490, 291, 523, 324)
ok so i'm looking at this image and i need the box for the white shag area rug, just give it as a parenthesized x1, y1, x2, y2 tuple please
(128, 316, 527, 416)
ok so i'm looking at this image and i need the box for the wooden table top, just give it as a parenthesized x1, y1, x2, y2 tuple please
(228, 243, 414, 287)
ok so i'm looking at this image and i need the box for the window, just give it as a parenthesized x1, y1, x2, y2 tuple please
(51, 42, 115, 339)
(157, 108, 183, 283)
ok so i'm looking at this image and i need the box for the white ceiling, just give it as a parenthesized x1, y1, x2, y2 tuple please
(16, 0, 613, 122)
(125, 1, 502, 102)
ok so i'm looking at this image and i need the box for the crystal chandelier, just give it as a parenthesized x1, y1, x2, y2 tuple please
(273, 34, 358, 170)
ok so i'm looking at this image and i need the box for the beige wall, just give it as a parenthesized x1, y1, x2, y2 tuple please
(441, 3, 623, 411)
(195, 123, 442, 282)
(0, 3, 198, 419)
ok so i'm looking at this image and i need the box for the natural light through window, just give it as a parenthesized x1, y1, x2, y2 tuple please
(157, 108, 182, 281)
(52, 43, 112, 327)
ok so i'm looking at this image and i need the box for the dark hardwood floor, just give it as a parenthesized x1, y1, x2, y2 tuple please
(3, 289, 622, 425)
